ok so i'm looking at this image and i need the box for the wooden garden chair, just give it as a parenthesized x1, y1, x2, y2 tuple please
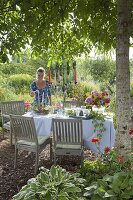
(52, 118, 84, 165)
(10, 114, 52, 174)
(0, 100, 25, 145)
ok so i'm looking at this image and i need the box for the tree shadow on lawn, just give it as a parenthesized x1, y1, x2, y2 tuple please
(0, 135, 96, 200)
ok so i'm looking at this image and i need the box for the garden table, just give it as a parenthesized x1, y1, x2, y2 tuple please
(23, 112, 115, 154)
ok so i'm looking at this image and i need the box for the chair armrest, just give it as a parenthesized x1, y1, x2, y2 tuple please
(2, 114, 10, 119)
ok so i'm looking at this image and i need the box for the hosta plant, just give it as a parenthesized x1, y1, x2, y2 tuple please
(13, 165, 86, 200)
(84, 171, 133, 200)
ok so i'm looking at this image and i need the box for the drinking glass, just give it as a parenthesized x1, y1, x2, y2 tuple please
(76, 108, 80, 116)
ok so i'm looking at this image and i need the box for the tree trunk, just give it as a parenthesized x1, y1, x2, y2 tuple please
(115, 0, 131, 157)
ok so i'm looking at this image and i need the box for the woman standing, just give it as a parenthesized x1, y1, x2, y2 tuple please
(30, 67, 51, 106)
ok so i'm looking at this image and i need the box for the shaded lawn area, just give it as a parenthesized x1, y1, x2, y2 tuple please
(0, 133, 96, 200)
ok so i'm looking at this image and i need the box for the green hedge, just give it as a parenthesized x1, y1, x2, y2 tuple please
(9, 74, 33, 94)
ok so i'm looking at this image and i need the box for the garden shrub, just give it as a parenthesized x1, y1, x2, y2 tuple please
(67, 81, 99, 103)
(84, 171, 133, 199)
(13, 165, 86, 200)
(0, 63, 37, 77)
(9, 74, 33, 94)
(67, 82, 85, 102)
(80, 160, 108, 185)
(81, 81, 100, 94)
(0, 86, 18, 101)
(80, 149, 132, 187)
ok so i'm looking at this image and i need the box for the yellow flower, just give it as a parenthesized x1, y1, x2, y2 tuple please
(86, 92, 90, 97)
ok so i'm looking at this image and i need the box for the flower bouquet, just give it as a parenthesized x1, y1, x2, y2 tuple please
(85, 91, 110, 108)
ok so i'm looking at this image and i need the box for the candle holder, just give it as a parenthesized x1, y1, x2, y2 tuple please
(33, 102, 50, 115)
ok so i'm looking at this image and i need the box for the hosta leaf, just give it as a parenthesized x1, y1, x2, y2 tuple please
(50, 165, 57, 177)
(128, 178, 133, 186)
(58, 192, 69, 200)
(84, 191, 93, 197)
(120, 176, 129, 189)
(13, 191, 26, 200)
(97, 179, 109, 189)
(24, 191, 36, 200)
(103, 174, 113, 182)
(27, 178, 36, 185)
(61, 186, 81, 193)
(85, 183, 98, 191)
(29, 183, 38, 191)
(40, 171, 49, 183)
(19, 185, 29, 192)
(104, 190, 116, 198)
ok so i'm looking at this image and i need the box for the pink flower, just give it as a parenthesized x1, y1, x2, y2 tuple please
(24, 101, 31, 107)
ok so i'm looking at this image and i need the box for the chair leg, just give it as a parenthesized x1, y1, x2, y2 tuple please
(2, 128, 4, 139)
(10, 129, 12, 146)
(81, 151, 84, 166)
(14, 146, 18, 169)
(35, 151, 39, 174)
(50, 139, 52, 162)
(54, 152, 56, 165)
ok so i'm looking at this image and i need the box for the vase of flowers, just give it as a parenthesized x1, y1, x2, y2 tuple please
(85, 91, 110, 111)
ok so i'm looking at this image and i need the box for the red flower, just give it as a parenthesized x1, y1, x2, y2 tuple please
(117, 155, 125, 163)
(102, 91, 108, 96)
(91, 137, 100, 143)
(105, 98, 110, 103)
(104, 146, 110, 153)
(129, 128, 133, 135)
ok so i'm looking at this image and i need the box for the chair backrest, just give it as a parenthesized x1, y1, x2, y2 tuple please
(64, 100, 83, 108)
(0, 101, 25, 115)
(10, 115, 38, 144)
(52, 118, 83, 147)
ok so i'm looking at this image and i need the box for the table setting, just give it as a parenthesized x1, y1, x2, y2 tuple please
(23, 89, 115, 154)
(23, 100, 115, 155)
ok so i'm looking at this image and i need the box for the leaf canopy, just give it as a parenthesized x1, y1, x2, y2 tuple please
(0, 0, 132, 62)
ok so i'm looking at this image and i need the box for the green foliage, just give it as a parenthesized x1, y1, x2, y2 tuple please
(67, 82, 99, 103)
(9, 74, 33, 94)
(80, 149, 132, 188)
(81, 81, 100, 95)
(84, 171, 133, 199)
(67, 82, 86, 102)
(0, 87, 6, 101)
(89, 58, 116, 83)
(0, 60, 44, 77)
(13, 165, 86, 200)
(76, 57, 116, 93)
(80, 160, 108, 185)
(92, 113, 106, 140)
(0, 86, 18, 101)
(0, 0, 118, 63)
